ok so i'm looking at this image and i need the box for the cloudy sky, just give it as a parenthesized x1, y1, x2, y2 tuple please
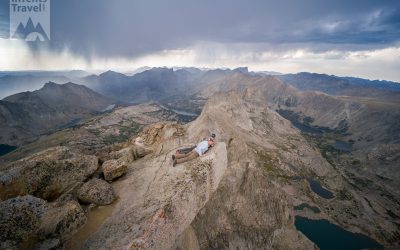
(0, 0, 399, 81)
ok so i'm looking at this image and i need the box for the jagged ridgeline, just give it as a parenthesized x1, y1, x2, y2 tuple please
(0, 68, 399, 249)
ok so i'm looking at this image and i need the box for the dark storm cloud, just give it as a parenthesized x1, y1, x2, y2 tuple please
(294, 8, 400, 45)
(6, 0, 400, 57)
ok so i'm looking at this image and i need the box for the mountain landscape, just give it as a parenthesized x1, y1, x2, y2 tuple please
(0, 67, 399, 249)
(277, 73, 400, 102)
(0, 70, 92, 99)
(82, 68, 206, 106)
(2, 0, 400, 248)
(0, 81, 117, 146)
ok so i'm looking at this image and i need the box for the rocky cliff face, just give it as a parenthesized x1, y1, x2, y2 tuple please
(181, 91, 336, 249)
(187, 86, 399, 248)
(197, 72, 400, 147)
(196, 72, 400, 210)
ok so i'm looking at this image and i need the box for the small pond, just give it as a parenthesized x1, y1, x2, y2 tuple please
(295, 216, 383, 250)
(276, 110, 329, 135)
(0, 144, 17, 156)
(159, 104, 198, 117)
(307, 179, 334, 199)
(331, 140, 352, 152)
(293, 122, 326, 135)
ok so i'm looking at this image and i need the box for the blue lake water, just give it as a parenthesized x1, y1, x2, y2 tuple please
(293, 122, 325, 135)
(0, 144, 17, 156)
(159, 105, 198, 117)
(308, 179, 334, 199)
(276, 109, 329, 135)
(331, 140, 352, 152)
(295, 216, 383, 250)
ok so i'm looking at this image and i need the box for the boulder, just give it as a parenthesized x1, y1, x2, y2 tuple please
(133, 137, 152, 156)
(102, 159, 127, 181)
(38, 200, 86, 240)
(133, 144, 151, 159)
(111, 136, 152, 162)
(77, 178, 115, 205)
(138, 123, 165, 145)
(0, 195, 48, 249)
(110, 145, 151, 164)
(110, 147, 135, 163)
(0, 146, 99, 201)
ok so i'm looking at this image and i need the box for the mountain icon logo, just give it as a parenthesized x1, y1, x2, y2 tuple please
(12, 17, 49, 41)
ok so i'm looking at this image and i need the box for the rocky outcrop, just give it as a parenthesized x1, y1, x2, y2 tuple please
(178, 91, 322, 249)
(0, 195, 88, 249)
(38, 200, 86, 241)
(102, 159, 127, 181)
(72, 90, 325, 249)
(178, 87, 397, 248)
(0, 146, 98, 201)
(77, 178, 115, 205)
(110, 147, 135, 163)
(82, 133, 228, 249)
(138, 122, 186, 147)
(0, 195, 48, 249)
(79, 89, 326, 248)
(188, 165, 316, 249)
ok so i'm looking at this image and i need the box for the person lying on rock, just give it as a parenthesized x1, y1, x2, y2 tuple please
(172, 136, 215, 167)
(175, 133, 216, 154)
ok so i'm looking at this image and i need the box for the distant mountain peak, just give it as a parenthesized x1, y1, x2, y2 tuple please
(233, 67, 249, 73)
(0, 80, 116, 144)
(43, 81, 58, 88)
(40, 82, 99, 93)
(99, 70, 128, 78)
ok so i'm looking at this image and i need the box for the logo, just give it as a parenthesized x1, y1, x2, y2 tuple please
(9, 0, 50, 41)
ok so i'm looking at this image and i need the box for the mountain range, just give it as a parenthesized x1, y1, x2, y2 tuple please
(0, 82, 115, 145)
(2, 67, 399, 104)
(278, 72, 400, 102)
(0, 67, 399, 249)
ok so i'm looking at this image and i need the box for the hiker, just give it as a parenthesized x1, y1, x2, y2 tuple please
(175, 133, 216, 154)
(172, 135, 216, 167)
